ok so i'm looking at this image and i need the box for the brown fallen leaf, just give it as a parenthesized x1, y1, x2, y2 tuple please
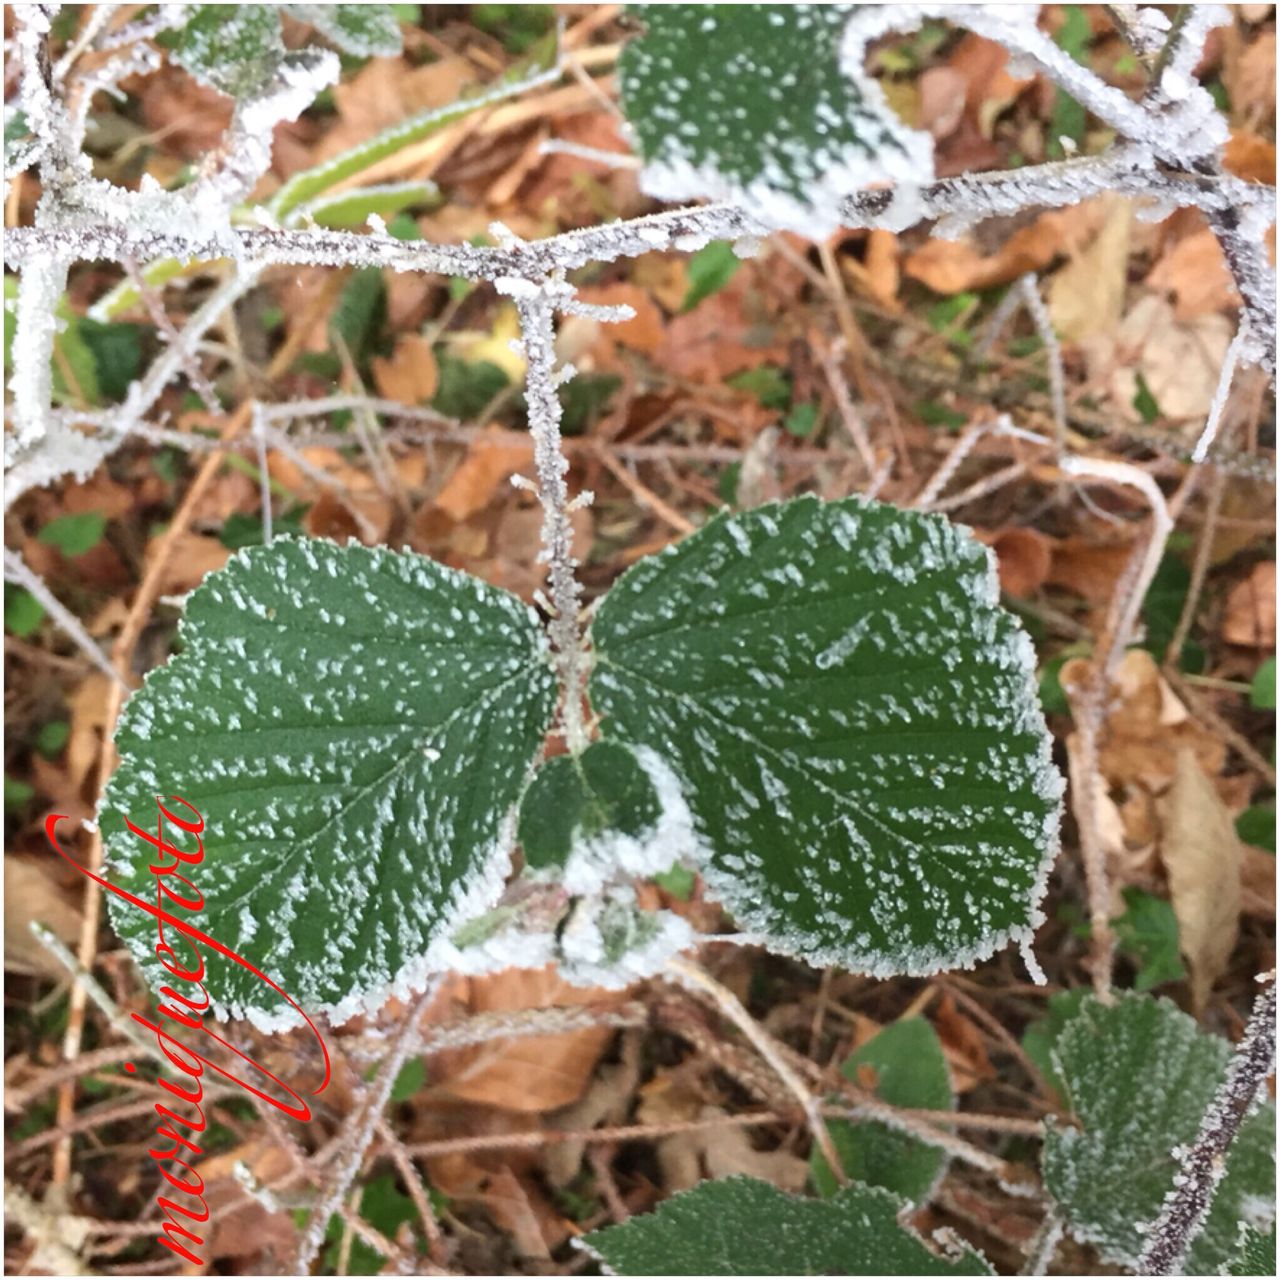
(433, 430, 534, 524)
(4, 856, 84, 980)
(982, 526, 1052, 597)
(1047, 197, 1132, 341)
(933, 993, 994, 1093)
(656, 1105, 808, 1194)
(1147, 225, 1241, 321)
(141, 530, 230, 598)
(427, 967, 626, 1113)
(576, 283, 665, 354)
(1221, 561, 1276, 649)
(903, 202, 1107, 294)
(371, 333, 439, 405)
(1045, 534, 1136, 605)
(1159, 748, 1242, 1012)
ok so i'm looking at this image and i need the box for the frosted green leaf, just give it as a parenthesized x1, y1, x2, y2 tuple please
(589, 496, 1062, 976)
(1042, 993, 1276, 1274)
(287, 4, 403, 57)
(812, 1017, 951, 1201)
(519, 742, 661, 871)
(102, 538, 556, 1030)
(618, 5, 933, 235)
(581, 1175, 993, 1275)
(1230, 1224, 1276, 1276)
(175, 5, 285, 97)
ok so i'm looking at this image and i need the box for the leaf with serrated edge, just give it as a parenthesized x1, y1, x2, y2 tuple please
(581, 1175, 993, 1275)
(102, 538, 556, 1030)
(1042, 992, 1276, 1274)
(619, 5, 933, 236)
(589, 496, 1062, 977)
(175, 5, 285, 97)
(287, 3, 403, 57)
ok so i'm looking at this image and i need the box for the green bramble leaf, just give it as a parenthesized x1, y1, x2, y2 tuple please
(175, 5, 286, 97)
(1112, 886, 1185, 992)
(1230, 1224, 1277, 1276)
(581, 1175, 993, 1275)
(518, 741, 661, 872)
(811, 1016, 952, 1201)
(619, 5, 933, 235)
(1236, 804, 1275, 854)
(287, 4, 403, 57)
(1041, 992, 1276, 1274)
(589, 496, 1062, 976)
(102, 538, 557, 1029)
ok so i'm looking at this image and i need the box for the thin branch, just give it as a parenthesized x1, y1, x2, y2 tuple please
(1137, 977, 1277, 1275)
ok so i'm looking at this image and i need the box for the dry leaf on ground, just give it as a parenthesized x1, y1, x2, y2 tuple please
(371, 333, 439, 404)
(1047, 197, 1132, 341)
(1221, 561, 1276, 649)
(1147, 225, 1241, 321)
(1159, 748, 1242, 1012)
(427, 967, 627, 1112)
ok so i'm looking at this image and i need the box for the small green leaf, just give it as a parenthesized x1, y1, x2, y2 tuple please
(1142, 554, 1205, 673)
(432, 355, 508, 420)
(79, 318, 145, 402)
(1132, 370, 1161, 424)
(175, 5, 285, 96)
(1112, 886, 1185, 991)
(1250, 657, 1276, 710)
(519, 742, 662, 872)
(812, 1017, 951, 1201)
(590, 496, 1062, 976)
(1236, 804, 1276, 853)
(681, 241, 742, 312)
(582, 1176, 993, 1275)
(1038, 653, 1071, 715)
(103, 538, 557, 1027)
(471, 4, 555, 54)
(1042, 992, 1276, 1274)
(330, 268, 387, 366)
(784, 402, 821, 438)
(4, 773, 35, 814)
(620, 5, 934, 236)
(1047, 5, 1090, 160)
(322, 1173, 419, 1274)
(38, 511, 106, 557)
(653, 862, 696, 900)
(390, 1057, 426, 1102)
(220, 508, 309, 550)
(726, 365, 791, 409)
(5, 586, 45, 638)
(287, 4, 403, 57)
(915, 400, 968, 430)
(35, 721, 70, 759)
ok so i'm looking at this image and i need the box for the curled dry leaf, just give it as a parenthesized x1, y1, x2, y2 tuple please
(433, 430, 534, 524)
(1158, 748, 1242, 1012)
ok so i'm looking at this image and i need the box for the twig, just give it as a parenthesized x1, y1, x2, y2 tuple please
(511, 280, 589, 752)
(291, 984, 439, 1275)
(2, 548, 128, 689)
(1016, 274, 1067, 451)
(666, 954, 849, 1187)
(818, 338, 876, 474)
(1137, 977, 1277, 1275)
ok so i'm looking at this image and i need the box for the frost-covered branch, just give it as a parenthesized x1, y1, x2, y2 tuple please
(1137, 977, 1277, 1275)
(507, 277, 590, 752)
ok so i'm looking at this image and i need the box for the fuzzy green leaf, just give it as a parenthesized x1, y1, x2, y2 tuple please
(1041, 992, 1276, 1274)
(175, 5, 285, 96)
(619, 5, 933, 235)
(102, 538, 557, 1029)
(589, 496, 1062, 976)
(287, 4, 403, 57)
(812, 1017, 951, 1201)
(581, 1176, 992, 1275)
(519, 742, 661, 872)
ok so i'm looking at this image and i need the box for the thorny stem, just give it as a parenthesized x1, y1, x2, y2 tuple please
(1137, 977, 1277, 1275)
(513, 284, 588, 752)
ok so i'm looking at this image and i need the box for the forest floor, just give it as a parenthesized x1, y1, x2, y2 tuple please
(3, 4, 1276, 1275)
